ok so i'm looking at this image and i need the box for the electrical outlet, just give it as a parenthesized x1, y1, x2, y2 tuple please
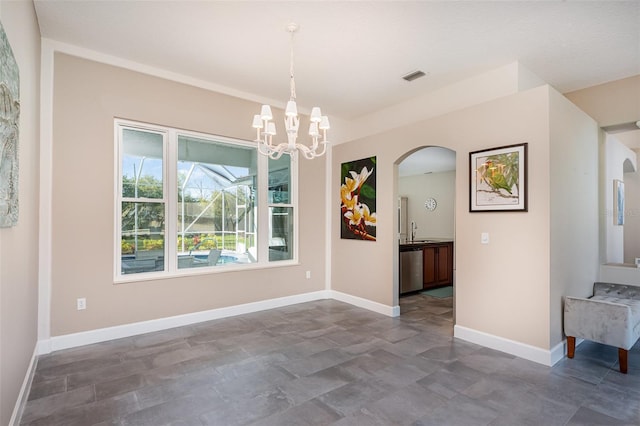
(77, 298, 86, 310)
(306, 270, 311, 279)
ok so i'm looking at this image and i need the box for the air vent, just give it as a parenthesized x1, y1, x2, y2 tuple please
(402, 70, 427, 82)
(602, 121, 640, 133)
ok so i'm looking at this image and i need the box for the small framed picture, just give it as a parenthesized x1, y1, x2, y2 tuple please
(613, 179, 624, 226)
(469, 143, 528, 212)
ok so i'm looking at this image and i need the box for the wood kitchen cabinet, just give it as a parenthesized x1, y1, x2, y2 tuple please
(423, 242, 453, 289)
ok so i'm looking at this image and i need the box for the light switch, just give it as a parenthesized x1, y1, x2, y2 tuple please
(481, 232, 489, 244)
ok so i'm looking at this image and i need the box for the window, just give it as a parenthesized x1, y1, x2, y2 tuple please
(116, 120, 296, 279)
(269, 157, 294, 261)
(119, 127, 166, 275)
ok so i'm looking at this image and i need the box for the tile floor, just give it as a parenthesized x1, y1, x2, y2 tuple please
(20, 292, 640, 425)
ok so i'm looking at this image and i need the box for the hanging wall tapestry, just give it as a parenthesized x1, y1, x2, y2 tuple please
(340, 156, 377, 240)
(0, 19, 19, 227)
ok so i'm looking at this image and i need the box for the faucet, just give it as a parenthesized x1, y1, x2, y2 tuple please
(410, 221, 417, 242)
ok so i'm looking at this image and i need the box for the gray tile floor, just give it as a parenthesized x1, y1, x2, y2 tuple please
(21, 292, 640, 425)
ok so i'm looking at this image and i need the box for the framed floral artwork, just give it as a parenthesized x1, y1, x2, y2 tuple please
(469, 143, 528, 212)
(340, 156, 376, 240)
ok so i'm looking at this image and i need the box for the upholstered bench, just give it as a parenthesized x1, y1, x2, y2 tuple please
(564, 282, 640, 373)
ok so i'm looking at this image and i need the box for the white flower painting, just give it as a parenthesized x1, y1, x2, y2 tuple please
(340, 156, 376, 241)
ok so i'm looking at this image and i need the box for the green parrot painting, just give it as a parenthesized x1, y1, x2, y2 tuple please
(478, 153, 519, 197)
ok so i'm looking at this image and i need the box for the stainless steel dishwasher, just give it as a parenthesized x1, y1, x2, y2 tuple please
(400, 246, 423, 294)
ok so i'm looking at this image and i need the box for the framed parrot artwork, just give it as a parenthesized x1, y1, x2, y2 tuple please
(469, 143, 528, 212)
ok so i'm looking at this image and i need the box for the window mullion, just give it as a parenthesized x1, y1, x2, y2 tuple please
(166, 129, 177, 272)
(120, 197, 165, 203)
(257, 151, 269, 263)
(114, 123, 124, 279)
(292, 156, 299, 261)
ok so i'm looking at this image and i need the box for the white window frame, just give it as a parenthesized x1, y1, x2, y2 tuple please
(114, 119, 298, 283)
(266, 158, 297, 262)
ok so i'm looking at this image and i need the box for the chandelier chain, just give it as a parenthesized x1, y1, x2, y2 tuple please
(289, 29, 296, 101)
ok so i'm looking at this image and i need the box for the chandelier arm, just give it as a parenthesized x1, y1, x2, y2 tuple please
(297, 146, 315, 160)
(266, 134, 276, 149)
(296, 143, 323, 160)
(268, 148, 287, 160)
(257, 140, 273, 157)
(305, 143, 326, 160)
(315, 141, 328, 157)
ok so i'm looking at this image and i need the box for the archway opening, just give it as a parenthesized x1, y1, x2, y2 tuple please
(395, 146, 456, 320)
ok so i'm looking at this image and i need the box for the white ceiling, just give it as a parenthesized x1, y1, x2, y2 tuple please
(34, 1, 640, 122)
(33, 1, 639, 176)
(398, 147, 456, 178)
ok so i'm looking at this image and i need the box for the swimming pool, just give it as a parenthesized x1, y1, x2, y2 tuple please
(193, 254, 237, 265)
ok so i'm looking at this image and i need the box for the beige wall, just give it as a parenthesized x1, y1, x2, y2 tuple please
(0, 1, 40, 424)
(50, 53, 326, 336)
(565, 75, 640, 128)
(549, 89, 599, 347)
(341, 62, 543, 143)
(453, 87, 552, 349)
(333, 85, 598, 351)
(398, 170, 455, 240)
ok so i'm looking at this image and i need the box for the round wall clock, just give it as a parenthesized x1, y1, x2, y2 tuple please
(425, 197, 437, 211)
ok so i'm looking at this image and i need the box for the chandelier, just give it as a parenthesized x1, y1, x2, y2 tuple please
(252, 23, 330, 160)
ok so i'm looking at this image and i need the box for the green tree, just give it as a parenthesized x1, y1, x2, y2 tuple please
(122, 175, 163, 198)
(121, 175, 165, 234)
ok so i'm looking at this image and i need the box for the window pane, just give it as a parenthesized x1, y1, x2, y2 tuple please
(122, 129, 164, 199)
(176, 135, 257, 268)
(269, 156, 290, 204)
(121, 201, 165, 274)
(269, 206, 293, 261)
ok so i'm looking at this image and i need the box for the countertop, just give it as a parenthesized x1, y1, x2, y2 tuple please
(399, 239, 453, 250)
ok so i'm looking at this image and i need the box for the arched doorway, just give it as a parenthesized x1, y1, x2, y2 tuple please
(395, 146, 456, 319)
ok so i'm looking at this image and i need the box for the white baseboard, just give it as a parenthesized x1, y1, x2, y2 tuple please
(454, 325, 565, 367)
(41, 290, 330, 354)
(329, 290, 400, 317)
(9, 344, 38, 426)
(36, 339, 52, 356)
(549, 340, 566, 366)
(38, 289, 401, 354)
(548, 337, 585, 365)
